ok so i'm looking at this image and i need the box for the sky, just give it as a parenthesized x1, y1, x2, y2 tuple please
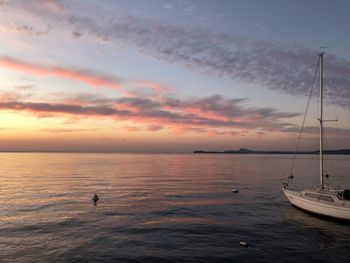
(0, 0, 350, 152)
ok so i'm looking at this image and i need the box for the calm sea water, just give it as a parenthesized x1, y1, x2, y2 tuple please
(0, 153, 349, 262)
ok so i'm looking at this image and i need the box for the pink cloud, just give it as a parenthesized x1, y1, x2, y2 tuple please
(0, 56, 125, 90)
(255, 131, 265, 137)
(173, 126, 185, 135)
(0, 90, 302, 137)
(127, 80, 173, 94)
(45, 0, 64, 12)
(123, 126, 141, 132)
(207, 130, 225, 137)
(116, 103, 141, 113)
(183, 106, 230, 122)
(147, 125, 163, 131)
(0, 57, 171, 96)
(230, 131, 238, 136)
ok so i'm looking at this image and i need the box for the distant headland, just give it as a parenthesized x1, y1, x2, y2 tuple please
(193, 148, 350, 155)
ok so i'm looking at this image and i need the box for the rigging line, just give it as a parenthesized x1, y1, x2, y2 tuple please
(289, 56, 320, 176)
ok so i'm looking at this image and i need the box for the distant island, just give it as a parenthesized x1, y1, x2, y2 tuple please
(193, 148, 350, 155)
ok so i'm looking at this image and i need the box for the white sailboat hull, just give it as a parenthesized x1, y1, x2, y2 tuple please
(282, 53, 350, 222)
(283, 189, 350, 221)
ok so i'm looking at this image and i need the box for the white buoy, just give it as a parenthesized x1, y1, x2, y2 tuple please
(239, 241, 248, 247)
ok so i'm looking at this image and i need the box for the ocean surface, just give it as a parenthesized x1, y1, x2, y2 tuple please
(0, 153, 350, 262)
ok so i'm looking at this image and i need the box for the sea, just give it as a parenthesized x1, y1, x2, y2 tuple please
(0, 153, 349, 262)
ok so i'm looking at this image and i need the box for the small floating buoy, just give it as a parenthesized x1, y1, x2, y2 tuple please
(232, 189, 239, 193)
(92, 193, 99, 205)
(239, 241, 248, 247)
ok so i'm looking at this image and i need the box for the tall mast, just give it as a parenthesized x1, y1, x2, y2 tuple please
(319, 51, 324, 188)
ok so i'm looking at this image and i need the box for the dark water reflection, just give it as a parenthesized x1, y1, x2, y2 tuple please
(0, 153, 349, 262)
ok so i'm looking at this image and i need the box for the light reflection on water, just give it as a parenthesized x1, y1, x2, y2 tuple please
(0, 153, 349, 262)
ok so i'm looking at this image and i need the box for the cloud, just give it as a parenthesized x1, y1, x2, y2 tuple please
(123, 126, 141, 132)
(46, 0, 64, 11)
(0, 89, 32, 101)
(14, 24, 50, 35)
(2, 89, 349, 140)
(282, 126, 350, 138)
(0, 101, 120, 116)
(162, 3, 173, 10)
(0, 56, 124, 90)
(0, 89, 299, 134)
(72, 31, 82, 38)
(147, 125, 163, 131)
(41, 128, 100, 133)
(163, 95, 298, 126)
(0, 56, 171, 96)
(3, 1, 349, 106)
(183, 1, 194, 12)
(207, 130, 225, 137)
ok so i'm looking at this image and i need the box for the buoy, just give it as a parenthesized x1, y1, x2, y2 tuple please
(92, 193, 99, 205)
(232, 189, 239, 193)
(239, 241, 248, 247)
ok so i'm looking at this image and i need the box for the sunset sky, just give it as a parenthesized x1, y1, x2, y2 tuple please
(0, 0, 350, 152)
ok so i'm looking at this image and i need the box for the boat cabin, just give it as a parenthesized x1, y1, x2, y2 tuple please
(302, 189, 350, 203)
(342, 190, 350, 201)
(304, 192, 335, 202)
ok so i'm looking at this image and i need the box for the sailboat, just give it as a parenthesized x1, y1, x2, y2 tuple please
(282, 51, 350, 221)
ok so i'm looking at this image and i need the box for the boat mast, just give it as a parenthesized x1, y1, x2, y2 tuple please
(319, 51, 324, 189)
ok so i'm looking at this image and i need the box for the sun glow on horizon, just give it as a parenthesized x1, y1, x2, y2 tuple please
(0, 0, 349, 152)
